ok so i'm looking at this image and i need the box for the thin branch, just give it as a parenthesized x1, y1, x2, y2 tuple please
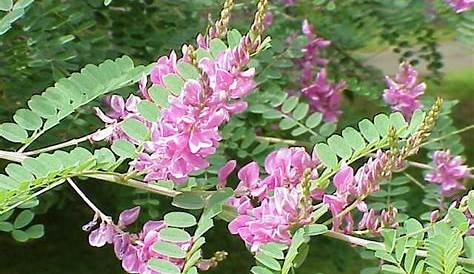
(403, 172, 425, 190)
(0, 150, 27, 162)
(67, 178, 110, 222)
(23, 127, 112, 156)
(255, 136, 312, 147)
(83, 172, 181, 198)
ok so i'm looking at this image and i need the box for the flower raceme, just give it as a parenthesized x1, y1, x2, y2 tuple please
(383, 62, 426, 119)
(322, 150, 397, 233)
(94, 34, 257, 183)
(425, 150, 470, 197)
(227, 147, 318, 251)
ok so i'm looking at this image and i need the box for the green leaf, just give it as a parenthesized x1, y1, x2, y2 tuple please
(111, 140, 136, 158)
(342, 127, 366, 151)
(327, 135, 352, 160)
(261, 243, 285, 259)
(447, 208, 469, 233)
(5, 163, 34, 182)
(404, 248, 416, 273)
(0, 221, 13, 232)
(137, 101, 160, 122)
(121, 118, 149, 142)
(375, 250, 397, 264)
(25, 224, 44, 239)
(28, 95, 57, 117)
(159, 227, 191, 242)
(149, 86, 170, 108)
(13, 210, 34, 229)
(304, 224, 328, 236)
(319, 122, 337, 137)
(104, 0, 112, 6)
(147, 258, 181, 274)
(209, 38, 227, 58)
(177, 62, 200, 80)
(381, 229, 397, 253)
(282, 96, 299, 113)
(389, 112, 407, 131)
(315, 143, 338, 167)
(13, 109, 43, 131)
(22, 158, 48, 177)
(359, 119, 379, 143)
(152, 241, 186, 258)
(381, 264, 405, 274)
(163, 74, 185, 96)
(164, 212, 197, 228)
(255, 253, 281, 271)
(305, 112, 323, 128)
(292, 103, 309, 120)
(251, 266, 274, 274)
(0, 123, 28, 143)
(404, 218, 424, 241)
(172, 192, 205, 209)
(374, 114, 390, 136)
(279, 118, 297, 130)
(0, 0, 12, 11)
(227, 29, 242, 48)
(12, 229, 29, 242)
(263, 109, 283, 119)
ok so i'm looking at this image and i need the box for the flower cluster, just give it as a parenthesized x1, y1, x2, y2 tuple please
(383, 62, 426, 119)
(86, 207, 195, 274)
(323, 150, 396, 233)
(302, 68, 346, 122)
(425, 150, 470, 197)
(227, 147, 318, 251)
(95, 34, 257, 183)
(445, 0, 474, 13)
(290, 20, 346, 122)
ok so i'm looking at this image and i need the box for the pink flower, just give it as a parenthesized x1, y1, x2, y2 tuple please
(425, 150, 470, 196)
(445, 0, 474, 13)
(228, 187, 312, 251)
(302, 68, 346, 122)
(217, 160, 237, 189)
(91, 95, 143, 143)
(94, 34, 258, 184)
(87, 208, 194, 274)
(383, 62, 425, 119)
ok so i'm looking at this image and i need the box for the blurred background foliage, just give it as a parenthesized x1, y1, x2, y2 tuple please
(0, 0, 472, 273)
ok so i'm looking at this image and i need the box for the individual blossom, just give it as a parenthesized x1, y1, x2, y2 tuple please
(425, 150, 470, 196)
(302, 68, 346, 122)
(383, 62, 426, 119)
(91, 95, 143, 143)
(445, 0, 474, 13)
(357, 207, 398, 234)
(228, 187, 312, 251)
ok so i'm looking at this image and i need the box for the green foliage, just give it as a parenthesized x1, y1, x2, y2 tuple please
(0, 56, 150, 146)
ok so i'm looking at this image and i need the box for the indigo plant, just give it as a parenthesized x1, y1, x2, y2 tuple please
(0, 0, 473, 273)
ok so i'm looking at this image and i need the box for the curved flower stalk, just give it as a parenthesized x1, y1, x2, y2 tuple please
(445, 0, 474, 13)
(383, 62, 426, 119)
(425, 150, 470, 196)
(227, 147, 318, 251)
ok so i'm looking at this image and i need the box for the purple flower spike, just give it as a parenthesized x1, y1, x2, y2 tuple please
(445, 0, 474, 13)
